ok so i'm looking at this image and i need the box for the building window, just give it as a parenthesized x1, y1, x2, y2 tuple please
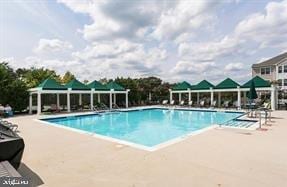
(284, 65, 287, 73)
(278, 79, 282, 86)
(284, 79, 287, 86)
(266, 67, 270, 74)
(261, 67, 271, 75)
(278, 66, 282, 73)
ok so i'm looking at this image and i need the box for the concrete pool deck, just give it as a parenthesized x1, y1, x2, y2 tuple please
(6, 110, 287, 187)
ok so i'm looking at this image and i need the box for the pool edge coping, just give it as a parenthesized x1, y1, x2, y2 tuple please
(34, 106, 255, 152)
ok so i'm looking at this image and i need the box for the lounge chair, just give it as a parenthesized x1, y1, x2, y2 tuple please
(200, 100, 205, 107)
(0, 161, 21, 177)
(258, 102, 272, 121)
(131, 101, 137, 106)
(179, 100, 185, 106)
(188, 100, 193, 107)
(211, 100, 217, 108)
(100, 103, 109, 110)
(42, 105, 51, 112)
(162, 100, 168, 105)
(170, 100, 175, 106)
(223, 101, 230, 108)
(112, 103, 120, 109)
(50, 104, 60, 113)
(0, 119, 18, 132)
(232, 101, 239, 108)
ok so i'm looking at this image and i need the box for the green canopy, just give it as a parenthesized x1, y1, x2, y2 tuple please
(242, 76, 271, 88)
(214, 78, 240, 89)
(172, 81, 193, 91)
(88, 80, 109, 91)
(106, 81, 125, 91)
(247, 80, 258, 99)
(38, 78, 66, 90)
(193, 80, 214, 90)
(65, 79, 90, 90)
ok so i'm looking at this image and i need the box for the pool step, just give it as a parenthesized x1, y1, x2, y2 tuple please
(221, 119, 256, 128)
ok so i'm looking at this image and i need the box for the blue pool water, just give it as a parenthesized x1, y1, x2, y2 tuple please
(42, 109, 242, 147)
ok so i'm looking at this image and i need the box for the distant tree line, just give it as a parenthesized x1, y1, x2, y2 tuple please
(0, 62, 173, 112)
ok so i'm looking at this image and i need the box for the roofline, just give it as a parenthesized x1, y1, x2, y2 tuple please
(252, 53, 287, 68)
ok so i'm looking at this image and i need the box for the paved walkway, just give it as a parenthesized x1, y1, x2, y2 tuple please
(7, 111, 287, 187)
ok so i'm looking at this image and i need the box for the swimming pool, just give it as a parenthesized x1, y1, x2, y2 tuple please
(42, 108, 243, 150)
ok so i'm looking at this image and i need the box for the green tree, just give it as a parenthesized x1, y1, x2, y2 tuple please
(16, 67, 60, 88)
(83, 79, 89, 84)
(99, 78, 112, 84)
(0, 62, 29, 112)
(137, 77, 162, 101)
(61, 71, 75, 84)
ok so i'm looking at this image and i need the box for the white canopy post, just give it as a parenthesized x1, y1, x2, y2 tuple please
(169, 89, 172, 103)
(237, 86, 241, 109)
(79, 93, 82, 106)
(29, 93, 33, 114)
(109, 89, 113, 109)
(37, 91, 41, 115)
(243, 91, 247, 106)
(113, 93, 116, 105)
(218, 92, 221, 107)
(98, 93, 101, 103)
(188, 89, 191, 102)
(210, 88, 214, 107)
(271, 85, 276, 110)
(90, 88, 94, 110)
(56, 93, 60, 108)
(67, 88, 71, 112)
(197, 92, 199, 105)
(179, 93, 182, 102)
(126, 89, 130, 108)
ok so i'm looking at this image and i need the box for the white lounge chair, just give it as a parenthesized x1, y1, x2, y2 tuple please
(162, 100, 168, 105)
(188, 100, 193, 107)
(211, 100, 217, 108)
(200, 100, 205, 107)
(170, 100, 175, 106)
(233, 101, 239, 108)
(223, 101, 230, 108)
(179, 100, 185, 106)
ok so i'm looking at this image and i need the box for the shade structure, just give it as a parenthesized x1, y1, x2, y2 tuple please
(242, 76, 271, 88)
(172, 81, 193, 91)
(247, 80, 258, 100)
(88, 80, 109, 90)
(65, 79, 90, 90)
(193, 80, 214, 90)
(215, 78, 240, 89)
(106, 81, 125, 91)
(38, 78, 66, 90)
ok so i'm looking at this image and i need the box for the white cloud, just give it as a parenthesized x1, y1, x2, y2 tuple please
(234, 0, 287, 49)
(152, 0, 220, 41)
(224, 62, 244, 72)
(58, 0, 224, 42)
(173, 0, 287, 83)
(172, 61, 216, 75)
(33, 38, 73, 53)
(72, 39, 140, 60)
(58, 0, 162, 41)
(70, 38, 168, 79)
(3, 0, 287, 84)
(178, 36, 243, 61)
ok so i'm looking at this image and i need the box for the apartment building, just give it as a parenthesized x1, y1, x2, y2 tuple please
(252, 52, 287, 90)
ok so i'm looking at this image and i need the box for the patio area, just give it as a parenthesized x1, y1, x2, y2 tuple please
(7, 110, 287, 187)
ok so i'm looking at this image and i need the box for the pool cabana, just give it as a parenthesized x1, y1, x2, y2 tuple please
(169, 76, 277, 110)
(29, 78, 130, 115)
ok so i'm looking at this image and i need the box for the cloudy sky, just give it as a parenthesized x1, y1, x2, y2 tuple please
(1, 0, 287, 84)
